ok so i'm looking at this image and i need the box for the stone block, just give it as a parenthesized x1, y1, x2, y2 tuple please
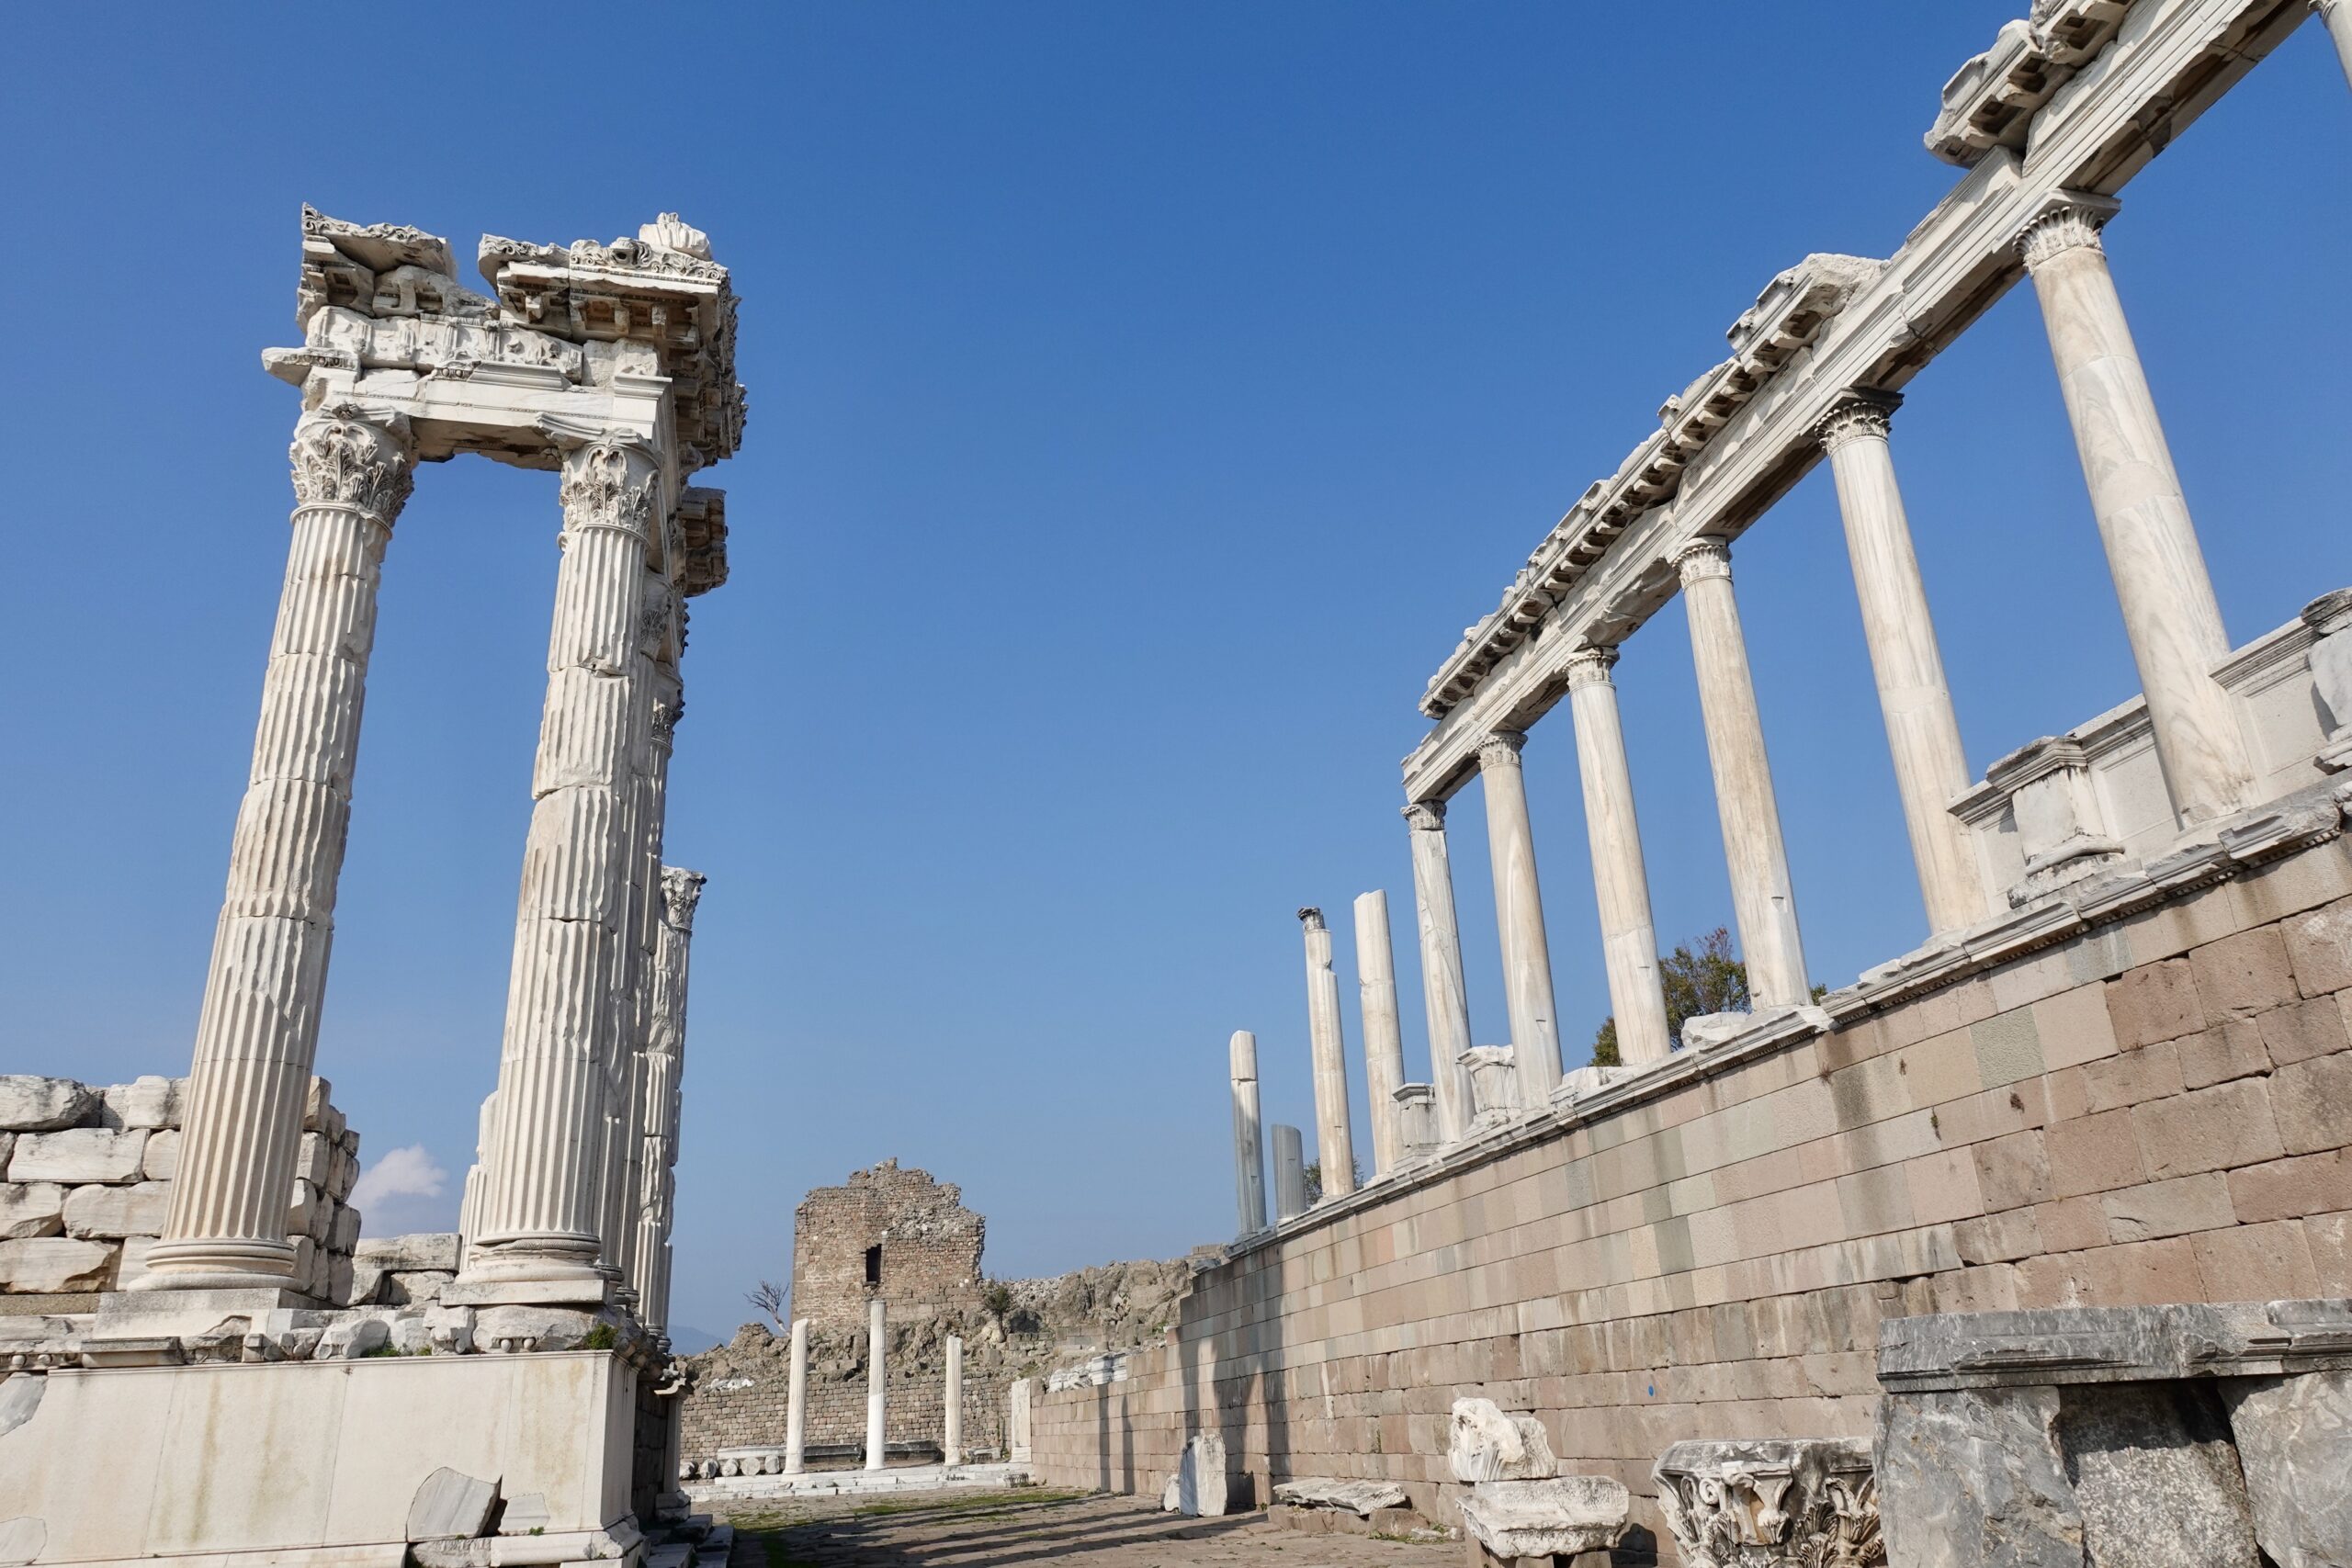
(2034, 1196, 2109, 1253)
(385, 1270, 456, 1306)
(2130, 1078, 2281, 1180)
(2223, 1371, 2352, 1567)
(1272, 1479, 1408, 1516)
(98, 1077, 181, 1131)
(1175, 1430, 1227, 1517)
(331, 1204, 361, 1251)
(141, 1128, 179, 1180)
(0, 1236, 117, 1292)
(2034, 982, 2120, 1071)
(2105, 961, 2199, 1049)
(2175, 1020, 2269, 1089)
(356, 1232, 462, 1273)
(2258, 997, 2349, 1066)
(6, 1128, 146, 1185)
(2228, 1150, 2352, 1224)
(2046, 1110, 2144, 1199)
(0, 1183, 65, 1240)
(2191, 926, 2296, 1025)
(1972, 1129, 2051, 1212)
(2273, 1052, 2352, 1156)
(1459, 1476, 1629, 1562)
(2082, 1039, 2183, 1114)
(2100, 1173, 2233, 1244)
(406, 1465, 501, 1540)
(2284, 896, 2352, 997)
(296, 1131, 333, 1188)
(0, 1077, 97, 1134)
(114, 1235, 157, 1291)
(62, 1179, 172, 1238)
(303, 1075, 334, 1133)
(2191, 1221, 2320, 1301)
(2056, 1383, 2260, 1567)
(1875, 1385, 2080, 1568)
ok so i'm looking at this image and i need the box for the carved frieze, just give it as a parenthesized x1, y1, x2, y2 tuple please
(1654, 1438, 1883, 1568)
(1928, 1, 2138, 167)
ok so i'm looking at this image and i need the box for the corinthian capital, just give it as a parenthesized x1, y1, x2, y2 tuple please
(1564, 646, 1620, 690)
(1812, 389, 1901, 453)
(660, 865, 707, 931)
(1402, 800, 1447, 832)
(288, 402, 415, 525)
(1671, 537, 1732, 586)
(557, 435, 661, 538)
(2014, 191, 2120, 271)
(1474, 730, 1527, 770)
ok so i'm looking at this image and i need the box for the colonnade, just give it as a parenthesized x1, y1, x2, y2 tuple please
(1228, 186, 2276, 1233)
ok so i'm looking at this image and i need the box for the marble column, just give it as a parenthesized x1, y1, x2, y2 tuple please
(1352, 891, 1408, 1176)
(1403, 802, 1474, 1140)
(463, 431, 662, 1297)
(1564, 649, 1673, 1066)
(628, 864, 701, 1333)
(865, 1296, 888, 1470)
(1271, 1124, 1309, 1222)
(2018, 193, 2252, 828)
(144, 403, 415, 1292)
(1815, 393, 1992, 935)
(2319, 0, 2352, 89)
(1228, 1030, 1269, 1235)
(943, 1333, 965, 1466)
(1296, 908, 1357, 1200)
(1476, 731, 1564, 1103)
(605, 581, 683, 1310)
(785, 1316, 810, 1474)
(1674, 540, 1811, 1010)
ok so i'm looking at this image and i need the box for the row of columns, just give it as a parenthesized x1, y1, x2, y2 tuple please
(1228, 189, 2273, 1233)
(763, 1308, 963, 1473)
(146, 406, 711, 1326)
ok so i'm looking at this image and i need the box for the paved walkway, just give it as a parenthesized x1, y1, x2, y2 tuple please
(719, 1489, 1462, 1567)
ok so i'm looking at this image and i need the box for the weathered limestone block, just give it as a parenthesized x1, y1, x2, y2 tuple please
(62, 1179, 172, 1238)
(98, 1077, 181, 1130)
(2222, 1371, 2352, 1568)
(1874, 1388, 2080, 1568)
(2057, 1383, 2259, 1567)
(1656, 1437, 1882, 1568)
(0, 1185, 65, 1240)
(1457, 1476, 1629, 1562)
(407, 1467, 501, 1540)
(1272, 1479, 1408, 1516)
(6, 1129, 145, 1185)
(360, 1232, 463, 1272)
(0, 1236, 118, 1292)
(1176, 1429, 1228, 1517)
(140, 1129, 178, 1180)
(1450, 1397, 1557, 1482)
(0, 1077, 96, 1133)
(386, 1270, 456, 1305)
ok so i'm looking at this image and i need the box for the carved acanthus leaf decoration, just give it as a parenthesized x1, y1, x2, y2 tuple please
(288, 402, 416, 524)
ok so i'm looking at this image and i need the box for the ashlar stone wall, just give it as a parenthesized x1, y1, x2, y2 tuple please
(790, 1159, 984, 1334)
(1028, 820, 2352, 1553)
(0, 1074, 360, 1306)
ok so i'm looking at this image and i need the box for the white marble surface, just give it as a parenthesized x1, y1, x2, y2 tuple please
(1227, 1032, 1268, 1235)
(1476, 733, 1563, 1103)
(1351, 891, 1408, 1175)
(865, 1296, 888, 1470)
(1565, 651, 1672, 1066)
(785, 1315, 810, 1473)
(1404, 804, 1475, 1141)
(1296, 910, 1357, 1199)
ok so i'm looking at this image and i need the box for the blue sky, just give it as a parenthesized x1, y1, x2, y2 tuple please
(5, 6, 2347, 1344)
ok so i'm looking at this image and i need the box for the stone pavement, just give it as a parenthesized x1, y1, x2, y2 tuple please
(719, 1489, 1461, 1567)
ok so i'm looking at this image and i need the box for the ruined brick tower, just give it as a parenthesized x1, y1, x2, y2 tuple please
(790, 1159, 985, 1333)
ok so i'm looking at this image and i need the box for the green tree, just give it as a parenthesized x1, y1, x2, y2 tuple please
(1300, 1157, 1363, 1204)
(1589, 926, 1754, 1061)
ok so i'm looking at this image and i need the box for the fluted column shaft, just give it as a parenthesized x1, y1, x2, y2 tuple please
(1228, 1031, 1268, 1235)
(2018, 196, 2251, 828)
(466, 433, 662, 1292)
(1352, 891, 1408, 1174)
(1565, 650, 1673, 1066)
(1296, 908, 1357, 1199)
(1271, 1124, 1308, 1222)
(1816, 394, 1992, 935)
(2319, 0, 2352, 88)
(785, 1317, 810, 1473)
(146, 404, 414, 1291)
(1675, 542, 1811, 1010)
(865, 1297, 888, 1470)
(628, 865, 702, 1332)
(1404, 802, 1474, 1140)
(1476, 732, 1563, 1103)
(943, 1334, 966, 1466)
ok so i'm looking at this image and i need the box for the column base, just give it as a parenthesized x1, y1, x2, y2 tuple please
(129, 1236, 299, 1292)
(442, 1275, 616, 1308)
(92, 1285, 310, 1339)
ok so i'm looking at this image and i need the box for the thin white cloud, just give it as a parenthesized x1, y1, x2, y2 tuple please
(351, 1144, 449, 1210)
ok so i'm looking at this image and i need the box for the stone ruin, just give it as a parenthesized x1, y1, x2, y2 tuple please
(790, 1159, 984, 1334)
(1, 202, 745, 1567)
